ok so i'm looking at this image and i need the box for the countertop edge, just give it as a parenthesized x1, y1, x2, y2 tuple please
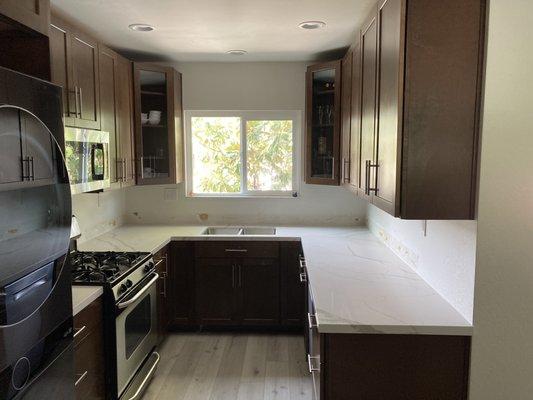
(72, 286, 103, 316)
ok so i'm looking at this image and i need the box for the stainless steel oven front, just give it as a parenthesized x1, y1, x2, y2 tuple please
(115, 272, 159, 397)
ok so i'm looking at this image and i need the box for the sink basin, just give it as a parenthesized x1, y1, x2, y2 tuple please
(201, 226, 277, 235)
(202, 227, 243, 235)
(241, 227, 277, 235)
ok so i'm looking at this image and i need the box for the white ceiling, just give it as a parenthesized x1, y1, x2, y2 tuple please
(50, 0, 375, 62)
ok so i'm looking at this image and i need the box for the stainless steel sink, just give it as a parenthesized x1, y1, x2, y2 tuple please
(201, 226, 276, 235)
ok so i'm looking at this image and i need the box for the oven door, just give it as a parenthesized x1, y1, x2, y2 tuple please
(64, 128, 110, 194)
(115, 273, 158, 397)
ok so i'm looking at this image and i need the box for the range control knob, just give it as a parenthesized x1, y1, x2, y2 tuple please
(118, 283, 128, 294)
(126, 279, 133, 288)
(144, 262, 154, 272)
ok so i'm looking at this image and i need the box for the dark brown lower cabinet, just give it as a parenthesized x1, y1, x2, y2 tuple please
(154, 245, 169, 344)
(167, 242, 195, 327)
(280, 242, 306, 326)
(73, 297, 105, 400)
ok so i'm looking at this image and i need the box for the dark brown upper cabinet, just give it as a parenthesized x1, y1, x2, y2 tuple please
(340, 50, 353, 188)
(305, 60, 342, 185)
(351, 0, 485, 219)
(0, 0, 50, 36)
(133, 63, 184, 185)
(98, 45, 135, 189)
(50, 15, 100, 130)
(347, 40, 362, 194)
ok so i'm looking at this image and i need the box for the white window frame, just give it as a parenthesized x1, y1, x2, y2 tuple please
(184, 110, 301, 198)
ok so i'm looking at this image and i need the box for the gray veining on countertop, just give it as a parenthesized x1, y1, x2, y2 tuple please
(77, 224, 472, 335)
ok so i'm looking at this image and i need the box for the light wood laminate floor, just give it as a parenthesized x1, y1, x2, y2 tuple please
(141, 333, 313, 400)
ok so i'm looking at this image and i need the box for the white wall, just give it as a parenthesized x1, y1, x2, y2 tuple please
(124, 62, 366, 226)
(367, 204, 477, 322)
(469, 1, 533, 398)
(72, 189, 126, 243)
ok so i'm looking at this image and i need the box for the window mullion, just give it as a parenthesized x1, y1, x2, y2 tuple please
(241, 116, 248, 194)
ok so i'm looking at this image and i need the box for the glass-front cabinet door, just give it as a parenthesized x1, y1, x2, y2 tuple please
(133, 63, 184, 185)
(305, 60, 342, 185)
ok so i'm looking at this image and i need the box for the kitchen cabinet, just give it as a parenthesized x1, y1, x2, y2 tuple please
(347, 41, 362, 193)
(50, 15, 100, 130)
(167, 242, 195, 327)
(340, 50, 352, 187)
(280, 242, 306, 327)
(154, 245, 169, 344)
(303, 274, 470, 400)
(352, 0, 485, 219)
(98, 45, 135, 189)
(73, 296, 105, 400)
(133, 63, 184, 185)
(195, 241, 281, 326)
(305, 60, 342, 185)
(0, 0, 50, 36)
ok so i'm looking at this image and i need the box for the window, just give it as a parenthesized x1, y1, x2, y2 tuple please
(185, 110, 300, 197)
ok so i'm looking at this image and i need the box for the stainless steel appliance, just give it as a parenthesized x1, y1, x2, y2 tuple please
(0, 67, 74, 399)
(71, 251, 160, 399)
(64, 127, 110, 194)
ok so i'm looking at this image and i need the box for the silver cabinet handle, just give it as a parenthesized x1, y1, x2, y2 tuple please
(300, 272, 308, 283)
(299, 257, 306, 271)
(331, 156, 335, 180)
(343, 157, 350, 183)
(73, 325, 86, 339)
(78, 87, 83, 117)
(159, 272, 167, 298)
(225, 249, 248, 253)
(365, 160, 379, 195)
(307, 354, 320, 373)
(67, 89, 77, 116)
(117, 273, 159, 309)
(75, 371, 88, 387)
(307, 312, 318, 328)
(140, 156, 145, 178)
(123, 159, 127, 182)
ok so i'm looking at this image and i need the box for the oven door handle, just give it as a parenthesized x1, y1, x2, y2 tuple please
(117, 273, 159, 310)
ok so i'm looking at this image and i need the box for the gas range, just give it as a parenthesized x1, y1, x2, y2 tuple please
(70, 250, 160, 399)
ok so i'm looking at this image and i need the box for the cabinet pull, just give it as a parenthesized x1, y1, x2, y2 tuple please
(139, 156, 145, 178)
(159, 272, 167, 298)
(74, 87, 80, 118)
(331, 156, 335, 180)
(307, 354, 320, 373)
(73, 325, 86, 339)
(307, 312, 318, 328)
(365, 160, 379, 195)
(75, 371, 88, 387)
(29, 156, 34, 181)
(123, 159, 127, 182)
(238, 265, 242, 287)
(299, 272, 308, 283)
(299, 256, 306, 272)
(343, 157, 350, 183)
(78, 87, 83, 117)
(116, 159, 123, 181)
(21, 156, 31, 181)
(225, 249, 248, 253)
(232, 265, 236, 288)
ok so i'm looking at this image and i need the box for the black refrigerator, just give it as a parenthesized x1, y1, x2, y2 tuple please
(0, 66, 74, 399)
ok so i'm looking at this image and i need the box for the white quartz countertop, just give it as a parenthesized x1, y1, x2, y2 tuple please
(72, 285, 103, 316)
(77, 225, 472, 336)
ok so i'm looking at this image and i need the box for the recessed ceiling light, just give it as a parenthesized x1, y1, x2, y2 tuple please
(226, 49, 248, 56)
(128, 23, 155, 32)
(298, 20, 326, 30)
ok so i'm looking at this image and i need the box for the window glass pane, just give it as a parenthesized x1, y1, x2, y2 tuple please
(246, 120, 293, 191)
(191, 117, 241, 193)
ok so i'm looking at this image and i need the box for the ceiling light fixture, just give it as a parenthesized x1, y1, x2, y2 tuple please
(298, 20, 326, 30)
(226, 49, 248, 56)
(128, 23, 155, 32)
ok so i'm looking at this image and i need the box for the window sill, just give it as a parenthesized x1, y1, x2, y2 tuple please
(186, 192, 299, 199)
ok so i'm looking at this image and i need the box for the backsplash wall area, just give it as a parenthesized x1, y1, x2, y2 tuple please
(367, 204, 477, 322)
(123, 61, 366, 226)
(72, 189, 127, 244)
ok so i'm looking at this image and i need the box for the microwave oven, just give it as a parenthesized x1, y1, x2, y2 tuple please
(64, 128, 110, 194)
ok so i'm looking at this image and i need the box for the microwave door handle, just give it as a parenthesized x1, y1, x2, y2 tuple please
(117, 273, 159, 309)
(91, 143, 105, 180)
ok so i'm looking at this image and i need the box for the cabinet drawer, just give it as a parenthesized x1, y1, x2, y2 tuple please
(195, 241, 279, 259)
(73, 296, 102, 347)
(74, 330, 105, 400)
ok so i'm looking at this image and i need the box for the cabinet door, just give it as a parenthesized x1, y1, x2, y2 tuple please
(0, 107, 22, 184)
(359, 11, 378, 200)
(374, 0, 404, 216)
(349, 41, 362, 192)
(280, 242, 305, 326)
(20, 110, 55, 182)
(0, 0, 51, 36)
(340, 50, 352, 187)
(305, 60, 342, 185)
(238, 258, 280, 325)
(98, 46, 119, 186)
(116, 57, 136, 187)
(70, 31, 100, 129)
(195, 258, 237, 325)
(49, 21, 75, 121)
(168, 242, 194, 326)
